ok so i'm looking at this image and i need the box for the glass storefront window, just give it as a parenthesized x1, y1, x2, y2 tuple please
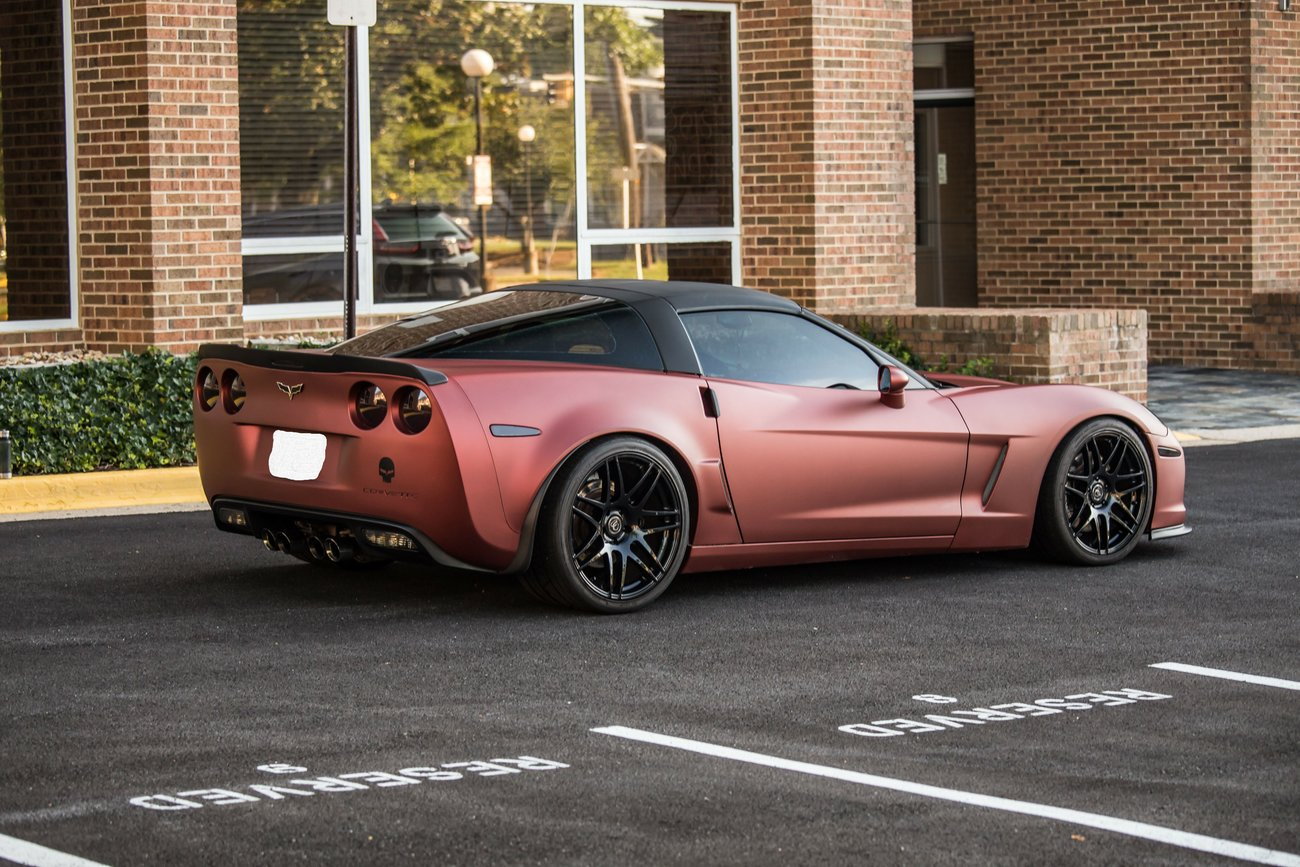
(590, 241, 733, 284)
(369, 0, 577, 295)
(0, 0, 74, 326)
(237, 2, 345, 237)
(236, 0, 737, 314)
(584, 6, 733, 231)
(242, 252, 345, 306)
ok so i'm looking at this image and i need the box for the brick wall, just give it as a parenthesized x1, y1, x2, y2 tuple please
(72, 0, 243, 353)
(915, 0, 1256, 368)
(0, 0, 73, 324)
(738, 0, 914, 310)
(828, 308, 1149, 401)
(1250, 2, 1300, 295)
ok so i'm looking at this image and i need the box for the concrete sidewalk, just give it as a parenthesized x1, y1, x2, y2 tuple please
(0, 366, 1295, 520)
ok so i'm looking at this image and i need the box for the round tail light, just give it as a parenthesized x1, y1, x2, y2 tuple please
(222, 369, 247, 414)
(352, 382, 388, 429)
(197, 368, 220, 412)
(395, 387, 432, 434)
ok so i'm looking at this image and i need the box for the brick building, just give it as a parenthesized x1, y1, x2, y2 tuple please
(1, 0, 1296, 397)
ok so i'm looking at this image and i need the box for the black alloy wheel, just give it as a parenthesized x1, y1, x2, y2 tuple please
(1035, 418, 1154, 565)
(526, 437, 689, 613)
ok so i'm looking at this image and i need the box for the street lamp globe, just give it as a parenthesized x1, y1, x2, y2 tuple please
(460, 49, 495, 79)
(517, 124, 536, 143)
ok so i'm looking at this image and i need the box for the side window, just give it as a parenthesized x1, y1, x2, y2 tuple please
(682, 311, 879, 389)
(430, 304, 663, 371)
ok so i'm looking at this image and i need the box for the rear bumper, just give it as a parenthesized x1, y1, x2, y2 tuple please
(210, 496, 491, 572)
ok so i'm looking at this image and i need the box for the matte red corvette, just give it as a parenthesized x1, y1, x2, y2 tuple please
(194, 280, 1189, 612)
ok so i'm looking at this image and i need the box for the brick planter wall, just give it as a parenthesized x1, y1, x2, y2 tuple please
(828, 308, 1149, 402)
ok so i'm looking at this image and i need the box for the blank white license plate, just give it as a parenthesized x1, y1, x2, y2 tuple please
(268, 430, 327, 481)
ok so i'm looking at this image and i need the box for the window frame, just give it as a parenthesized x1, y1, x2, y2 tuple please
(240, 0, 741, 322)
(0, 0, 80, 335)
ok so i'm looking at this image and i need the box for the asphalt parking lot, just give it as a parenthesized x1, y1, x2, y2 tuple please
(1, 440, 1297, 866)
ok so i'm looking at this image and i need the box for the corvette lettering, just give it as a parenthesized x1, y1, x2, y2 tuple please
(362, 487, 415, 498)
(129, 756, 568, 811)
(839, 688, 1172, 738)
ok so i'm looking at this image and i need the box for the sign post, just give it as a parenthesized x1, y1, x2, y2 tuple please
(328, 0, 376, 340)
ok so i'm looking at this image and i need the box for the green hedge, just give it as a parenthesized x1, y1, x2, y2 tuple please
(860, 320, 996, 378)
(0, 350, 198, 476)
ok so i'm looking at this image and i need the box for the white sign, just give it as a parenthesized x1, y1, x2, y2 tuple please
(328, 0, 376, 26)
(473, 155, 494, 207)
(268, 430, 327, 482)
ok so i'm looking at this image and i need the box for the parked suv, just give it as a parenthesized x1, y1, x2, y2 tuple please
(242, 203, 482, 306)
(372, 202, 481, 302)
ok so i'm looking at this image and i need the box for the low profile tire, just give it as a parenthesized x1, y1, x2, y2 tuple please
(525, 437, 690, 613)
(1034, 418, 1154, 566)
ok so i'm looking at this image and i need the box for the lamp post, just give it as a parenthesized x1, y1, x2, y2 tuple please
(517, 124, 536, 275)
(461, 49, 494, 290)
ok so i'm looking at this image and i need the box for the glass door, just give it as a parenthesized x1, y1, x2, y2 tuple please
(914, 104, 975, 307)
(914, 39, 975, 307)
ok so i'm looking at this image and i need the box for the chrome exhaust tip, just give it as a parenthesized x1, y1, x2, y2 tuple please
(275, 531, 293, 553)
(306, 536, 326, 561)
(324, 537, 354, 563)
(261, 529, 278, 551)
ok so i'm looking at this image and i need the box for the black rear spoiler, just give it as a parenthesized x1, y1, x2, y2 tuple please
(197, 344, 448, 387)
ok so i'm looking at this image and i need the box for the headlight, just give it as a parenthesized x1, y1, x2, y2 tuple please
(396, 387, 432, 434)
(352, 382, 387, 429)
(222, 369, 246, 414)
(198, 368, 220, 412)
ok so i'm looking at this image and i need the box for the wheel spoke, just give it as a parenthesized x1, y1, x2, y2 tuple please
(1064, 484, 1088, 499)
(640, 507, 679, 517)
(572, 505, 600, 527)
(1093, 513, 1108, 554)
(1109, 507, 1135, 534)
(642, 521, 681, 535)
(578, 546, 607, 572)
(1103, 435, 1124, 471)
(634, 538, 667, 577)
(612, 549, 627, 598)
(627, 464, 661, 505)
(1113, 497, 1141, 526)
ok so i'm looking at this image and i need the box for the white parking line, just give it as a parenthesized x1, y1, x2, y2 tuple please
(0, 833, 108, 867)
(592, 725, 1300, 867)
(1150, 663, 1300, 691)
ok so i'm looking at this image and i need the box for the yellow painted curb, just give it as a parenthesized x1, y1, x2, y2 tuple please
(0, 466, 206, 515)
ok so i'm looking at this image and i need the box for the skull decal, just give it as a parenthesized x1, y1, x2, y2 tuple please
(378, 457, 396, 483)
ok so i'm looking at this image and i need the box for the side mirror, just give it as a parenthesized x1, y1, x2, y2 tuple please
(878, 364, 909, 396)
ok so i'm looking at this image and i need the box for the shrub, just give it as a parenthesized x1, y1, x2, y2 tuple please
(0, 350, 198, 475)
(860, 320, 996, 379)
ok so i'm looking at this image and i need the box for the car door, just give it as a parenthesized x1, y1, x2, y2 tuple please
(681, 310, 969, 543)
